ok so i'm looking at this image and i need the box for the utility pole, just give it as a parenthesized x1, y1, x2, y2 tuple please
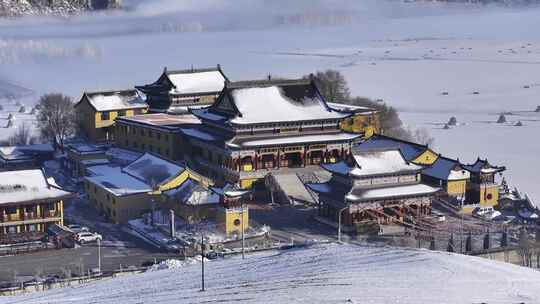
(97, 238, 101, 274)
(337, 205, 349, 243)
(460, 197, 464, 253)
(241, 204, 245, 260)
(201, 233, 205, 292)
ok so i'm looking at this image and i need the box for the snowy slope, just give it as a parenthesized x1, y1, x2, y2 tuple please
(2, 244, 539, 304)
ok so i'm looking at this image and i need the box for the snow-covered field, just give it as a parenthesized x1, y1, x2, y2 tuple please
(1, 243, 539, 304)
(0, 1, 539, 201)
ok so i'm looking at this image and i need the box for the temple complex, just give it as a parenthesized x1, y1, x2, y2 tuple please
(136, 66, 228, 114)
(307, 149, 440, 233)
(183, 78, 363, 188)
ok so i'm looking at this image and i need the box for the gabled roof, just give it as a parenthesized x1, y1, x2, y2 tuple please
(349, 149, 422, 178)
(191, 78, 349, 126)
(163, 178, 220, 206)
(355, 134, 431, 162)
(322, 149, 421, 178)
(76, 89, 147, 112)
(123, 153, 186, 186)
(463, 158, 506, 174)
(422, 156, 470, 181)
(0, 169, 71, 205)
(136, 66, 228, 96)
(85, 153, 186, 197)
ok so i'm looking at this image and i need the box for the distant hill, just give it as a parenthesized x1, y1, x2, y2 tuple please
(0, 0, 120, 17)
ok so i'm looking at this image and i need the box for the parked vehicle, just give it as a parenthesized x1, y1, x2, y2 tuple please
(473, 207, 502, 220)
(67, 224, 89, 234)
(75, 232, 102, 244)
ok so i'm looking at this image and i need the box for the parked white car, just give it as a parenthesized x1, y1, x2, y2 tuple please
(473, 207, 502, 220)
(67, 224, 89, 234)
(75, 232, 102, 244)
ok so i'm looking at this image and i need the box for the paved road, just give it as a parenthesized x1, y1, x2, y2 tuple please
(0, 197, 180, 282)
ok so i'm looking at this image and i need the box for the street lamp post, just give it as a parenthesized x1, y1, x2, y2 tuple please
(97, 238, 101, 274)
(241, 204, 245, 260)
(201, 233, 205, 292)
(338, 205, 349, 243)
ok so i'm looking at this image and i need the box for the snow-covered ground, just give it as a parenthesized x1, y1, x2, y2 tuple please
(1, 1, 539, 202)
(2, 243, 539, 303)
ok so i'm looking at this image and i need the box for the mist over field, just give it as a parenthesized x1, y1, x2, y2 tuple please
(0, 0, 539, 202)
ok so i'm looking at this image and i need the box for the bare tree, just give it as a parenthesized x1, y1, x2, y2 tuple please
(308, 70, 350, 102)
(413, 128, 435, 146)
(8, 122, 32, 145)
(35, 93, 76, 152)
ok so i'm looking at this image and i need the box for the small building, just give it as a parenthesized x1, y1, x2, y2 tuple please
(114, 113, 201, 161)
(186, 78, 362, 188)
(85, 152, 203, 224)
(463, 158, 506, 209)
(74, 89, 148, 142)
(327, 102, 380, 138)
(422, 156, 471, 208)
(0, 144, 54, 171)
(136, 66, 228, 114)
(161, 181, 249, 235)
(356, 134, 439, 166)
(307, 149, 440, 234)
(64, 143, 109, 179)
(0, 169, 71, 244)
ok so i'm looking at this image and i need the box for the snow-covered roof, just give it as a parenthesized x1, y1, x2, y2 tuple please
(349, 150, 422, 177)
(347, 183, 440, 202)
(163, 178, 220, 206)
(326, 102, 377, 114)
(463, 158, 506, 174)
(80, 90, 148, 112)
(422, 157, 470, 181)
(123, 153, 185, 186)
(85, 164, 152, 197)
(355, 135, 429, 162)
(117, 113, 201, 130)
(192, 79, 349, 125)
(67, 143, 107, 155)
(106, 147, 142, 165)
(0, 144, 54, 161)
(229, 86, 346, 125)
(0, 169, 71, 205)
(167, 70, 226, 95)
(86, 153, 186, 197)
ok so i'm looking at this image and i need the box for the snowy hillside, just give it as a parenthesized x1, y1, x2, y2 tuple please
(2, 244, 539, 303)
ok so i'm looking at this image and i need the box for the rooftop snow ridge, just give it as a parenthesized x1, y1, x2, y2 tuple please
(165, 65, 222, 75)
(227, 78, 311, 89)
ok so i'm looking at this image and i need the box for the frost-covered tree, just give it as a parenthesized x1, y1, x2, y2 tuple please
(413, 128, 435, 146)
(8, 122, 32, 145)
(497, 114, 507, 123)
(309, 70, 350, 103)
(36, 93, 76, 152)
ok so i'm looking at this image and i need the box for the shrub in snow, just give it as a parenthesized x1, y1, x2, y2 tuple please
(30, 107, 36, 115)
(447, 116, 457, 126)
(7, 113, 14, 120)
(515, 121, 523, 127)
(18, 106, 26, 113)
(6, 119, 14, 128)
(536, 105, 540, 112)
(496, 114, 506, 124)
(443, 123, 450, 130)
